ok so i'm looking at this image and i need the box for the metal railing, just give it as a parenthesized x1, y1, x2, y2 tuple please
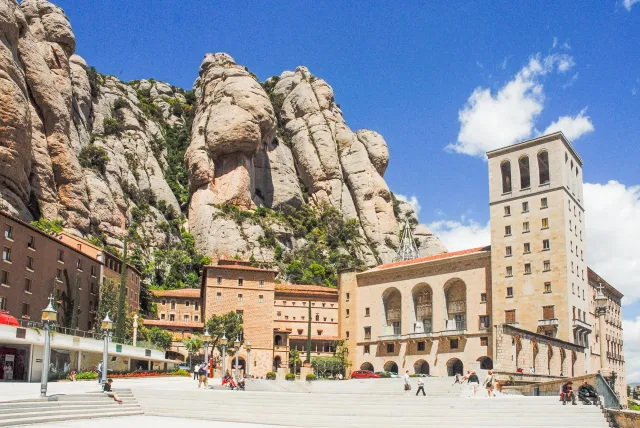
(538, 318, 559, 327)
(595, 374, 621, 409)
(572, 318, 592, 330)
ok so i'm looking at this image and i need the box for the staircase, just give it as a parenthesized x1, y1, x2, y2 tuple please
(0, 389, 143, 427)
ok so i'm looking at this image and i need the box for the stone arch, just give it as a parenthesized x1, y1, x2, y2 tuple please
(443, 278, 467, 330)
(360, 362, 374, 372)
(411, 283, 433, 333)
(501, 160, 512, 193)
(273, 356, 281, 372)
(532, 340, 539, 372)
(274, 335, 283, 346)
(382, 287, 402, 335)
(477, 356, 493, 370)
(414, 359, 429, 375)
(383, 361, 399, 373)
(519, 155, 531, 189)
(446, 358, 464, 376)
(537, 150, 550, 184)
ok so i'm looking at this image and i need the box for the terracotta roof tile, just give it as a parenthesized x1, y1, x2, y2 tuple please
(288, 335, 339, 341)
(370, 246, 491, 271)
(204, 264, 278, 273)
(151, 289, 201, 298)
(142, 319, 204, 329)
(275, 284, 338, 296)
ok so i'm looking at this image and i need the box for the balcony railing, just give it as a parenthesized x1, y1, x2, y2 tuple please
(447, 300, 466, 314)
(385, 308, 401, 322)
(441, 321, 467, 336)
(273, 345, 289, 352)
(573, 318, 592, 331)
(377, 333, 403, 341)
(538, 318, 559, 327)
(406, 331, 434, 340)
(416, 303, 432, 317)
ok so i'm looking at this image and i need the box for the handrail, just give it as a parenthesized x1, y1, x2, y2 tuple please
(596, 374, 621, 409)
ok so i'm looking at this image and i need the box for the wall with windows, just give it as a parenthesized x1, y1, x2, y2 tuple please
(153, 290, 202, 323)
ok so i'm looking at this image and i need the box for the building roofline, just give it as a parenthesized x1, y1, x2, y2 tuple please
(587, 267, 624, 299)
(486, 132, 583, 165)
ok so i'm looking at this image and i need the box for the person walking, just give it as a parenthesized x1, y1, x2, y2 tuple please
(452, 373, 461, 385)
(97, 362, 103, 384)
(415, 376, 426, 396)
(193, 364, 199, 381)
(468, 370, 480, 396)
(483, 371, 495, 397)
(198, 364, 208, 389)
(403, 370, 411, 395)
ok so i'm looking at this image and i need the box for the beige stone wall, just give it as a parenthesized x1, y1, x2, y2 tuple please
(338, 270, 359, 368)
(274, 297, 338, 337)
(155, 296, 202, 323)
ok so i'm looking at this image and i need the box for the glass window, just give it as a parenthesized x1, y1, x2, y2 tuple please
(543, 260, 550, 271)
(57, 249, 64, 262)
(505, 246, 512, 257)
(538, 151, 550, 184)
(2, 247, 11, 262)
(26, 256, 34, 270)
(505, 225, 511, 236)
(519, 156, 530, 189)
(504, 206, 511, 216)
(365, 307, 370, 317)
(24, 278, 31, 292)
(237, 294, 243, 302)
(544, 282, 551, 293)
(506, 266, 512, 277)
(259, 280, 264, 288)
(238, 278, 243, 286)
(27, 236, 35, 249)
(480, 293, 487, 302)
(524, 263, 531, 274)
(506, 287, 514, 297)
(542, 239, 550, 250)
(258, 295, 264, 303)
(217, 276, 222, 285)
(524, 243, 531, 253)
(501, 161, 512, 193)
(522, 201, 529, 212)
(364, 327, 371, 340)
(542, 218, 549, 229)
(1, 270, 9, 285)
(541, 197, 548, 208)
(4, 225, 13, 239)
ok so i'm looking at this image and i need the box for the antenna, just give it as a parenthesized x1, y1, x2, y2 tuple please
(394, 220, 419, 262)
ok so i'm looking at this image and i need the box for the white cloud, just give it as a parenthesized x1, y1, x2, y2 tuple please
(623, 316, 640, 382)
(543, 108, 594, 141)
(584, 181, 640, 306)
(428, 218, 490, 252)
(552, 37, 558, 49)
(563, 72, 579, 89)
(395, 194, 422, 216)
(447, 53, 575, 157)
(623, 0, 640, 11)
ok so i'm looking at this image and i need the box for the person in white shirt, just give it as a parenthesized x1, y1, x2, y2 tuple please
(403, 370, 411, 394)
(415, 376, 425, 396)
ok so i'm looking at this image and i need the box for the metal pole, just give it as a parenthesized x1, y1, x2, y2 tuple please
(235, 350, 239, 380)
(101, 331, 109, 387)
(247, 349, 251, 378)
(133, 315, 138, 346)
(40, 323, 51, 397)
(306, 299, 311, 364)
(222, 344, 226, 377)
(204, 342, 209, 375)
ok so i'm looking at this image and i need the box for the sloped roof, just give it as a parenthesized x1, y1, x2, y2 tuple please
(370, 246, 491, 271)
(151, 289, 201, 298)
(143, 319, 204, 329)
(275, 283, 338, 297)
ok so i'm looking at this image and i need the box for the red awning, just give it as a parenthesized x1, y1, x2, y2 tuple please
(0, 312, 19, 326)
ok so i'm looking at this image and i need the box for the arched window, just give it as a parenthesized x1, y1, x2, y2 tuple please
(519, 156, 530, 189)
(501, 161, 512, 193)
(538, 151, 550, 184)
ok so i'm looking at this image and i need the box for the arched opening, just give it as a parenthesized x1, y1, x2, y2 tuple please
(274, 335, 282, 346)
(444, 278, 466, 331)
(360, 362, 374, 372)
(477, 356, 493, 370)
(414, 359, 429, 375)
(383, 361, 399, 374)
(382, 287, 402, 336)
(501, 161, 512, 193)
(273, 356, 281, 372)
(446, 358, 464, 376)
(233, 357, 246, 377)
(537, 151, 550, 184)
(412, 283, 433, 333)
(519, 155, 530, 189)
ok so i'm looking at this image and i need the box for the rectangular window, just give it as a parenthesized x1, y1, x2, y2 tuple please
(346, 309, 350, 318)
(258, 295, 264, 303)
(215, 292, 221, 300)
(522, 221, 530, 233)
(238, 278, 243, 286)
(543, 305, 555, 320)
(4, 225, 13, 239)
(571, 261, 574, 273)
(217, 276, 222, 285)
(169, 314, 175, 321)
(506, 266, 513, 277)
(57, 249, 64, 262)
(259, 280, 264, 288)
(506, 287, 513, 297)
(504, 225, 511, 236)
(541, 197, 548, 208)
(1, 270, 8, 285)
(450, 338, 459, 349)
(76, 259, 82, 270)
(194, 315, 199, 322)
(480, 293, 487, 303)
(26, 256, 34, 270)
(236, 310, 244, 319)
(479, 315, 490, 329)
(22, 303, 29, 318)
(364, 344, 370, 354)
(27, 235, 35, 249)
(417, 341, 426, 351)
(364, 327, 371, 340)
(365, 307, 370, 317)
(524, 263, 531, 274)
(91, 265, 96, 277)
(2, 247, 11, 262)
(505, 310, 516, 323)
(541, 218, 549, 229)
(543, 260, 550, 272)
(569, 220, 572, 231)
(522, 201, 529, 212)
(56, 268, 62, 280)
(161, 300, 166, 306)
(481, 337, 489, 346)
(386, 343, 394, 353)
(524, 243, 531, 254)
(237, 294, 243, 303)
(504, 206, 511, 216)
(183, 315, 190, 322)
(170, 301, 176, 309)
(24, 278, 31, 292)
(346, 292, 350, 302)
(185, 301, 190, 307)
(160, 313, 165, 320)
(505, 246, 512, 257)
(542, 239, 550, 250)
(0, 297, 6, 310)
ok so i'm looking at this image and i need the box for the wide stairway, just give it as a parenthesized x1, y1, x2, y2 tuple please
(0, 388, 143, 427)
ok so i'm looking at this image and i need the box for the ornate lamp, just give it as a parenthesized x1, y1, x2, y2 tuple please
(101, 312, 113, 331)
(203, 328, 211, 372)
(40, 295, 57, 397)
(246, 341, 252, 378)
(100, 312, 113, 387)
(234, 336, 241, 380)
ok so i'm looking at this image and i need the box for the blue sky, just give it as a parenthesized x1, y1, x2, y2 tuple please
(57, 0, 640, 377)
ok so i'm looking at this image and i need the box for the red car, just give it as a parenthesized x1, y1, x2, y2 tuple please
(351, 370, 379, 379)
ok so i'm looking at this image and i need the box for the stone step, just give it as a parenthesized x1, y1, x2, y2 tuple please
(0, 410, 144, 427)
(0, 404, 140, 415)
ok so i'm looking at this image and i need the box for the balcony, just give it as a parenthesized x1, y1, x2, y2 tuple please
(416, 303, 432, 318)
(573, 318, 592, 331)
(538, 318, 559, 327)
(447, 300, 466, 314)
(377, 334, 402, 341)
(385, 308, 401, 323)
(273, 345, 289, 352)
(441, 321, 467, 336)
(406, 331, 434, 340)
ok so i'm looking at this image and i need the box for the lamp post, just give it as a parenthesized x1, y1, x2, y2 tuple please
(220, 333, 227, 378)
(594, 283, 616, 389)
(100, 312, 113, 388)
(246, 341, 252, 378)
(234, 336, 240, 381)
(40, 295, 57, 397)
(202, 328, 211, 376)
(132, 314, 138, 346)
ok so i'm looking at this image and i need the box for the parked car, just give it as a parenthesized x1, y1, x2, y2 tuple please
(351, 370, 380, 379)
(177, 363, 191, 371)
(388, 372, 400, 378)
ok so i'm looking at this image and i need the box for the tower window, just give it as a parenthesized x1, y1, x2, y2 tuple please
(541, 197, 548, 208)
(538, 151, 550, 184)
(519, 156, 531, 189)
(501, 161, 512, 193)
(505, 226, 511, 236)
(541, 218, 549, 229)
(504, 206, 511, 216)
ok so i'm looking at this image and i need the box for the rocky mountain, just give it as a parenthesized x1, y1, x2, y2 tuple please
(0, 0, 446, 289)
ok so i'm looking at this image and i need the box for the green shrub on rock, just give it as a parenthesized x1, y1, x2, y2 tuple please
(79, 144, 110, 175)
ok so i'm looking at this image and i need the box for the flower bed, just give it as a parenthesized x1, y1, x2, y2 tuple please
(109, 369, 190, 379)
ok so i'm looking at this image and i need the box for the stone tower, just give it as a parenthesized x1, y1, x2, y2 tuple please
(487, 132, 590, 349)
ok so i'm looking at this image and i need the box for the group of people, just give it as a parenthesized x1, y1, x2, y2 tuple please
(561, 380, 599, 405)
(452, 370, 500, 397)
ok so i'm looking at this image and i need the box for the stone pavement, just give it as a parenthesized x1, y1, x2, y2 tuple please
(20, 416, 282, 428)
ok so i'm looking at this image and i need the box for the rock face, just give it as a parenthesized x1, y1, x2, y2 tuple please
(0, 1, 446, 269)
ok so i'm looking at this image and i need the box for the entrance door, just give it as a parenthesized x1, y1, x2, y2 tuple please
(0, 345, 30, 382)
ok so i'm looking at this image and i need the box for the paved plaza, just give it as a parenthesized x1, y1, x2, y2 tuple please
(0, 377, 610, 427)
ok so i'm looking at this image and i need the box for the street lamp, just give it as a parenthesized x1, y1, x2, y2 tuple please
(202, 328, 211, 376)
(594, 284, 609, 371)
(246, 341, 252, 378)
(234, 336, 241, 381)
(101, 312, 113, 387)
(220, 333, 228, 378)
(40, 295, 57, 397)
